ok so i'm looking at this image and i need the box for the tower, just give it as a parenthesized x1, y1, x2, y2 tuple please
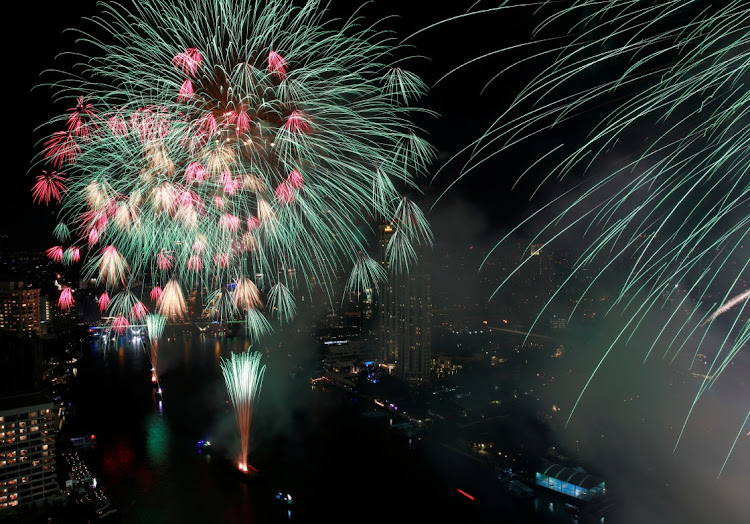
(0, 282, 40, 336)
(0, 393, 58, 512)
(376, 224, 432, 382)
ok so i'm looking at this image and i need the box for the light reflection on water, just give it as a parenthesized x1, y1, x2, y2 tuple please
(75, 330, 575, 524)
(77, 332, 284, 523)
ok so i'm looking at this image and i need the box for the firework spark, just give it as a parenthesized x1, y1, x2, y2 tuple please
(33, 0, 435, 335)
(430, 1, 749, 473)
(58, 288, 74, 311)
(220, 351, 266, 473)
(146, 313, 167, 383)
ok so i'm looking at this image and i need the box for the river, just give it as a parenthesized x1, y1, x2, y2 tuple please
(66, 328, 581, 524)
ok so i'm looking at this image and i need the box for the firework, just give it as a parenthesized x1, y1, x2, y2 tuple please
(33, 0, 435, 333)
(58, 288, 75, 311)
(146, 313, 167, 383)
(220, 351, 266, 472)
(432, 1, 749, 472)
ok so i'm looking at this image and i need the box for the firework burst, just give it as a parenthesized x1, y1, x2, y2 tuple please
(220, 351, 266, 472)
(33, 0, 435, 335)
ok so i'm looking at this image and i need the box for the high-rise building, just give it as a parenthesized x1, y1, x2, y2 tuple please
(376, 223, 432, 382)
(0, 282, 40, 336)
(0, 392, 58, 512)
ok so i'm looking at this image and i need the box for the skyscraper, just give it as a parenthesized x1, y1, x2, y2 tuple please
(0, 393, 58, 511)
(0, 282, 40, 336)
(376, 223, 432, 382)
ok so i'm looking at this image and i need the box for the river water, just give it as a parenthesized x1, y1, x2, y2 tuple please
(69, 329, 579, 524)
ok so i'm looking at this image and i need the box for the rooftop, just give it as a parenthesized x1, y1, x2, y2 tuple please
(0, 391, 54, 415)
(538, 459, 605, 489)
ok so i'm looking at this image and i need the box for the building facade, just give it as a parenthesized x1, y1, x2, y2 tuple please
(0, 393, 58, 511)
(0, 282, 41, 336)
(376, 223, 432, 382)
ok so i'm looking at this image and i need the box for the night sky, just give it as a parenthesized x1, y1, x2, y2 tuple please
(10, 1, 749, 522)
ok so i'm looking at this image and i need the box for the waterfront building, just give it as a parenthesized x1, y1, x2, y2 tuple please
(0, 281, 41, 336)
(0, 392, 58, 511)
(535, 459, 605, 500)
(376, 223, 432, 382)
(321, 337, 379, 374)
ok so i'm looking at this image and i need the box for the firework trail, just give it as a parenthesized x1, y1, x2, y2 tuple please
(146, 313, 167, 383)
(701, 289, 750, 327)
(220, 351, 266, 472)
(423, 1, 750, 472)
(34, 0, 435, 336)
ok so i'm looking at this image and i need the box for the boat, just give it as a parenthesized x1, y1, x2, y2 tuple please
(93, 500, 118, 520)
(275, 492, 294, 506)
(216, 455, 262, 483)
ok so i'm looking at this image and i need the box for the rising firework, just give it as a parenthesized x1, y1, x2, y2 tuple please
(220, 351, 266, 472)
(146, 313, 167, 383)
(425, 1, 749, 474)
(34, 0, 435, 334)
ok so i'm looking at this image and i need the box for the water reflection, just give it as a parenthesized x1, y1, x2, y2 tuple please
(75, 330, 575, 524)
(145, 412, 169, 467)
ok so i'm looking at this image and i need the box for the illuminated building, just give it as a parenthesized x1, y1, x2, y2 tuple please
(39, 296, 51, 337)
(535, 460, 605, 500)
(0, 282, 40, 336)
(0, 393, 58, 511)
(376, 223, 432, 382)
(321, 337, 379, 374)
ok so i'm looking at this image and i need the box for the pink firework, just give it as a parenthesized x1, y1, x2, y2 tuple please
(98, 292, 111, 313)
(236, 111, 250, 135)
(219, 213, 241, 231)
(46, 246, 64, 263)
(150, 286, 163, 303)
(275, 181, 295, 205)
(107, 112, 128, 135)
(172, 47, 202, 76)
(187, 255, 203, 271)
(58, 288, 75, 311)
(42, 131, 81, 168)
(156, 250, 174, 270)
(268, 50, 287, 79)
(287, 169, 304, 189)
(219, 170, 233, 193)
(197, 113, 218, 136)
(88, 228, 100, 247)
(66, 96, 98, 140)
(112, 315, 129, 335)
(213, 253, 231, 268)
(131, 301, 149, 320)
(177, 79, 194, 102)
(284, 110, 308, 133)
(32, 171, 68, 205)
(192, 237, 206, 253)
(221, 171, 241, 195)
(135, 108, 170, 143)
(185, 162, 209, 184)
(65, 246, 81, 264)
(246, 215, 260, 230)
